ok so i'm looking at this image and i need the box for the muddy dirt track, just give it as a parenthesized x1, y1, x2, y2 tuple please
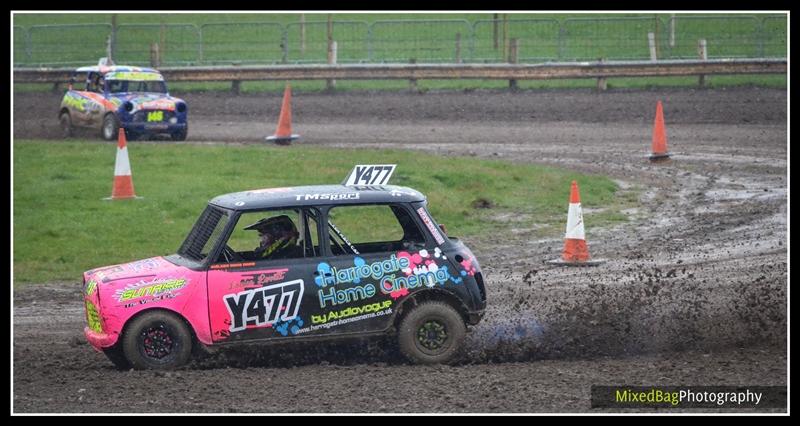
(13, 87, 787, 413)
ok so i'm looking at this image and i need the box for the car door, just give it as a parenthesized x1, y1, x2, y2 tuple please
(307, 203, 434, 336)
(206, 208, 322, 343)
(79, 71, 108, 127)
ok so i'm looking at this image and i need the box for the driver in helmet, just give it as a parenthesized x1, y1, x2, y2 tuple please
(245, 215, 303, 260)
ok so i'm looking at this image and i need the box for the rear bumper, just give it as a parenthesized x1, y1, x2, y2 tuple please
(84, 326, 119, 350)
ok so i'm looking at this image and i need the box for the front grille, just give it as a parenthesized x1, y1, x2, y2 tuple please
(132, 110, 176, 123)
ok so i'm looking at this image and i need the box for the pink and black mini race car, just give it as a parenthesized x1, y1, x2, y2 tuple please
(59, 58, 188, 141)
(83, 165, 486, 369)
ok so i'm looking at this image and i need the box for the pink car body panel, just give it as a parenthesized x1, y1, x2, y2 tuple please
(82, 256, 211, 351)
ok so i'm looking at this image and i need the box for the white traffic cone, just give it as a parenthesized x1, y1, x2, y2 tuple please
(547, 180, 604, 266)
(104, 128, 140, 200)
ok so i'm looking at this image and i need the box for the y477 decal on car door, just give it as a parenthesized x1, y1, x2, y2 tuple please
(224, 279, 304, 333)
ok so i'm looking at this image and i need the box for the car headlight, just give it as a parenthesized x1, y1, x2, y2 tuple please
(124, 102, 134, 112)
(176, 103, 187, 113)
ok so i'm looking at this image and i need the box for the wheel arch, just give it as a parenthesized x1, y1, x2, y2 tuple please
(103, 111, 120, 121)
(391, 288, 470, 330)
(119, 307, 199, 348)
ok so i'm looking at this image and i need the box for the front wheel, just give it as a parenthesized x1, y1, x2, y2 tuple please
(397, 301, 466, 365)
(103, 344, 132, 370)
(101, 114, 120, 141)
(59, 112, 73, 138)
(170, 125, 188, 141)
(122, 311, 193, 370)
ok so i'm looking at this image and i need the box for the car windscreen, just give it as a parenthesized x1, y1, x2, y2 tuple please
(107, 80, 167, 94)
(177, 205, 231, 263)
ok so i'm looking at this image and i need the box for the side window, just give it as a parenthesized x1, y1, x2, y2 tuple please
(87, 72, 103, 93)
(327, 204, 426, 256)
(70, 72, 88, 90)
(107, 80, 123, 93)
(226, 209, 305, 262)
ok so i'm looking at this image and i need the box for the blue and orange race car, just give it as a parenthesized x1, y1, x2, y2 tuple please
(58, 59, 188, 141)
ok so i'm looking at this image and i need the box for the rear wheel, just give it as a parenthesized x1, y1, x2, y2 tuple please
(59, 112, 73, 138)
(122, 311, 193, 370)
(397, 301, 466, 365)
(101, 114, 120, 141)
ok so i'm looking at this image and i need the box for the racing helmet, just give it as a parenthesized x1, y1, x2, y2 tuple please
(244, 215, 297, 236)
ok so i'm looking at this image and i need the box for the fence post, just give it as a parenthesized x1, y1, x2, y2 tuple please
(654, 14, 660, 57)
(502, 14, 509, 61)
(197, 25, 203, 65)
(106, 35, 113, 63)
(160, 22, 166, 65)
(493, 13, 499, 50)
(508, 38, 518, 91)
(25, 27, 31, 64)
(327, 40, 337, 91)
(669, 14, 676, 48)
(150, 42, 160, 68)
(455, 32, 462, 64)
(597, 58, 607, 91)
(110, 14, 117, 62)
(367, 23, 373, 62)
(300, 14, 306, 57)
(409, 58, 418, 93)
(698, 38, 707, 87)
(468, 21, 476, 63)
(281, 27, 288, 64)
(327, 14, 333, 59)
(648, 32, 657, 61)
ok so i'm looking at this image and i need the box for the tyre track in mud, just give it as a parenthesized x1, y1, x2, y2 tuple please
(13, 87, 787, 412)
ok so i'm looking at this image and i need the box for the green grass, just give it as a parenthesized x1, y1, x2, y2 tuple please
(13, 140, 632, 285)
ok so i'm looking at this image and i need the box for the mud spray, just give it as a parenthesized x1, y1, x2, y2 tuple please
(463, 259, 786, 364)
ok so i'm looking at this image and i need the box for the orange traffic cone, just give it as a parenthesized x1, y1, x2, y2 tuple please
(104, 128, 139, 200)
(648, 100, 671, 162)
(547, 181, 605, 266)
(265, 83, 300, 145)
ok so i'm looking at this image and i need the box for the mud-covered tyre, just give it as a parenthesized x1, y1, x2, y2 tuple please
(122, 311, 193, 370)
(103, 344, 132, 370)
(59, 112, 73, 138)
(101, 114, 120, 141)
(170, 125, 188, 141)
(398, 301, 466, 365)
